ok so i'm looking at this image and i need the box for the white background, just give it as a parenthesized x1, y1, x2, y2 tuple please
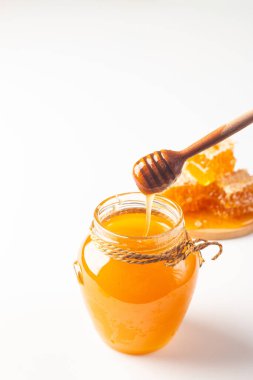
(1, 1, 253, 379)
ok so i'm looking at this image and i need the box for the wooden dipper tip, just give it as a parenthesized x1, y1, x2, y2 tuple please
(133, 150, 184, 194)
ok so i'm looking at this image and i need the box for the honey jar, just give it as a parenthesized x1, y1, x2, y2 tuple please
(74, 193, 199, 355)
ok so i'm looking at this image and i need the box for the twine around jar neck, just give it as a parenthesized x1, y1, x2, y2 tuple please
(91, 193, 223, 267)
(90, 229, 222, 267)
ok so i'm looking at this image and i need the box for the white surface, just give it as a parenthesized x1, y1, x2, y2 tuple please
(1, 1, 253, 379)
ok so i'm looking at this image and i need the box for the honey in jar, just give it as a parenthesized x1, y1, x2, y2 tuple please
(74, 193, 199, 355)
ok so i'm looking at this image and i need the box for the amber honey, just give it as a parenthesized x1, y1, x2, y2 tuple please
(184, 210, 253, 231)
(75, 193, 199, 355)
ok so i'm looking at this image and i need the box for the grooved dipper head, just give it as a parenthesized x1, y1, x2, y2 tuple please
(133, 150, 184, 194)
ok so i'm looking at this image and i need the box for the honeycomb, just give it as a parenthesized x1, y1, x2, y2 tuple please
(185, 140, 236, 185)
(162, 171, 210, 212)
(162, 141, 253, 219)
(210, 170, 253, 217)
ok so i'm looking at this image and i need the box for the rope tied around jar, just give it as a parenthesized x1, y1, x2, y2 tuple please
(90, 229, 223, 267)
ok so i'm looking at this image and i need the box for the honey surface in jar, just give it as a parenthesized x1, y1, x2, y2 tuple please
(79, 210, 198, 355)
(162, 141, 253, 234)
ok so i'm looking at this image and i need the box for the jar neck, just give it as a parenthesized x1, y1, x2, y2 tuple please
(91, 192, 186, 254)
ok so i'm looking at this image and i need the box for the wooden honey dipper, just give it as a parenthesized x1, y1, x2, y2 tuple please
(133, 109, 253, 194)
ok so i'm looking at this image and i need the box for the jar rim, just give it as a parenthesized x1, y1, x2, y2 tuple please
(93, 192, 184, 241)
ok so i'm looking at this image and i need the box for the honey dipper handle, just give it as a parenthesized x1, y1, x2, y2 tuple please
(181, 109, 253, 159)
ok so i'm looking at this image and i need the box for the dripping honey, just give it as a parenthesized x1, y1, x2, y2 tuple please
(145, 194, 155, 236)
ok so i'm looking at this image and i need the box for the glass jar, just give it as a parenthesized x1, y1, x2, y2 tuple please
(74, 193, 199, 355)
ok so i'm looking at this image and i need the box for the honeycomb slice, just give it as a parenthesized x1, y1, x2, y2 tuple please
(162, 170, 211, 212)
(185, 140, 236, 185)
(162, 169, 253, 218)
(210, 170, 253, 217)
(162, 141, 253, 220)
